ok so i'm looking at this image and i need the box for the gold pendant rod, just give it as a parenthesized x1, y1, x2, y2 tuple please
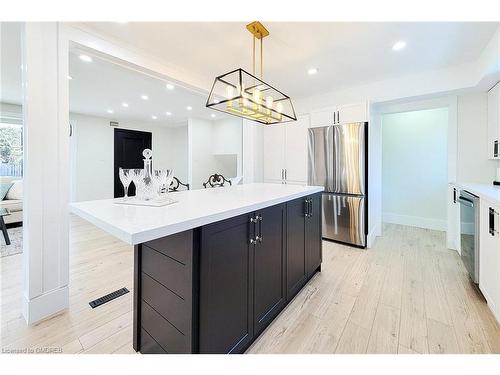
(253, 35, 256, 77)
(260, 37, 263, 79)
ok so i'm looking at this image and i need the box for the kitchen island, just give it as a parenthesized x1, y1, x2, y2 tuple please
(71, 183, 323, 354)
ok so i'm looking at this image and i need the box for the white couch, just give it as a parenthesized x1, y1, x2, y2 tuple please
(0, 176, 23, 225)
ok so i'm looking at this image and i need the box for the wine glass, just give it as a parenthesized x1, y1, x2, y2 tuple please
(118, 168, 132, 200)
(131, 169, 145, 200)
(152, 169, 174, 200)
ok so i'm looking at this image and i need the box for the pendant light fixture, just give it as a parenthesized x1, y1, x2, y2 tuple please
(206, 21, 297, 125)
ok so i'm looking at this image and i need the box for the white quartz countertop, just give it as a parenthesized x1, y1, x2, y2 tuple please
(70, 183, 324, 245)
(455, 182, 500, 206)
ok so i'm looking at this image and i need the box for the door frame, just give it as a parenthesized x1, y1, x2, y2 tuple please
(369, 96, 458, 248)
(113, 128, 152, 198)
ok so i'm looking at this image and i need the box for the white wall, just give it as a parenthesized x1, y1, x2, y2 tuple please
(382, 108, 449, 231)
(457, 92, 500, 183)
(70, 112, 188, 202)
(188, 117, 242, 189)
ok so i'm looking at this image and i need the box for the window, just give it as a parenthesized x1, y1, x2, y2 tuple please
(0, 123, 23, 177)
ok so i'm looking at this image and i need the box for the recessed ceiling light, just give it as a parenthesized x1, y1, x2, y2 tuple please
(166, 83, 175, 90)
(122, 102, 129, 108)
(141, 95, 149, 100)
(186, 106, 193, 111)
(392, 40, 406, 51)
(307, 67, 318, 75)
(67, 75, 73, 80)
(106, 109, 114, 114)
(211, 114, 216, 118)
(166, 111, 172, 116)
(79, 54, 93, 63)
(151, 115, 157, 120)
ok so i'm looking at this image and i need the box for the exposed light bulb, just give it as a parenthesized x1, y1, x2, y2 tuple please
(166, 83, 174, 90)
(141, 95, 149, 100)
(276, 102, 283, 113)
(265, 96, 274, 109)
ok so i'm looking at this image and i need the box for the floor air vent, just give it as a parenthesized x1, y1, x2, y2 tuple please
(89, 287, 129, 308)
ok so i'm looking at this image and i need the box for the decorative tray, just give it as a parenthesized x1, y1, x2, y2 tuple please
(113, 197, 178, 207)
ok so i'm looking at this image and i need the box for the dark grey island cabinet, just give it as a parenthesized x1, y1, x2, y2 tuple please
(133, 192, 322, 354)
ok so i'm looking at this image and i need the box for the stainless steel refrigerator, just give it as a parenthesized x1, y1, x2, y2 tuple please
(307, 123, 367, 247)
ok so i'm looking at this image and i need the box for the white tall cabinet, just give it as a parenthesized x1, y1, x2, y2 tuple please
(263, 115, 309, 185)
(479, 198, 500, 323)
(487, 81, 500, 159)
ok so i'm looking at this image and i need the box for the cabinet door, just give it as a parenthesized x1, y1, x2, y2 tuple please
(286, 197, 307, 300)
(306, 194, 322, 277)
(253, 204, 286, 334)
(479, 201, 500, 321)
(310, 108, 336, 128)
(337, 102, 368, 124)
(199, 213, 254, 353)
(263, 124, 285, 182)
(285, 115, 309, 184)
(487, 82, 499, 159)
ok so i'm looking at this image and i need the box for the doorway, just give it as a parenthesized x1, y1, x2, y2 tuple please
(114, 128, 152, 198)
(381, 107, 449, 231)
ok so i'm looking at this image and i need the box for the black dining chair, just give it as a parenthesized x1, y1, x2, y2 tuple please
(202, 173, 232, 188)
(169, 177, 190, 192)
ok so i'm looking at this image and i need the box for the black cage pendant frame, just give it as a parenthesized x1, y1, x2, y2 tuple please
(206, 68, 297, 125)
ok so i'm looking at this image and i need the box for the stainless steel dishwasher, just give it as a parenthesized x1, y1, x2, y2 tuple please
(458, 190, 480, 283)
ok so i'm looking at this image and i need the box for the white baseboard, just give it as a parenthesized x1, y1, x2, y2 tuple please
(367, 221, 381, 248)
(382, 212, 447, 232)
(22, 285, 69, 325)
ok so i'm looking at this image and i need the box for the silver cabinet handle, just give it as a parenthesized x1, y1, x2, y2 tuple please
(284, 169, 287, 181)
(256, 214, 263, 243)
(337, 110, 340, 124)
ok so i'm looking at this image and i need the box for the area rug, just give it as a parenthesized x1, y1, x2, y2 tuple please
(1, 226, 23, 257)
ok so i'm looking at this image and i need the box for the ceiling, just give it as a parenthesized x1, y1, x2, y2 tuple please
(2, 22, 499, 119)
(0, 22, 230, 125)
(68, 49, 227, 125)
(82, 22, 499, 99)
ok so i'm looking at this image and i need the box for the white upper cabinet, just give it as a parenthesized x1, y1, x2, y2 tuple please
(263, 115, 310, 184)
(337, 102, 368, 124)
(487, 82, 500, 159)
(309, 102, 368, 128)
(310, 108, 335, 128)
(479, 199, 500, 323)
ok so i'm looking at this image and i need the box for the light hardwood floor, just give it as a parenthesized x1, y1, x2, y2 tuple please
(1, 217, 499, 354)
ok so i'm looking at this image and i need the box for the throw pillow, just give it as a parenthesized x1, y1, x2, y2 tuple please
(0, 182, 13, 200)
(5, 180, 23, 200)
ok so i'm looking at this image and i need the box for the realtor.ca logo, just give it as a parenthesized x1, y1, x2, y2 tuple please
(2, 347, 63, 354)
